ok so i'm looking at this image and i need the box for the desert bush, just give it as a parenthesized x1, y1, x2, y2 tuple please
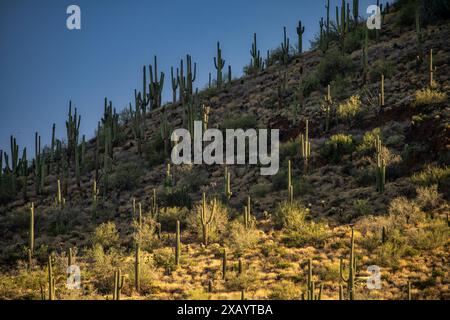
(85, 243, 120, 293)
(126, 256, 156, 295)
(225, 220, 259, 254)
(396, 0, 450, 26)
(250, 182, 271, 198)
(158, 206, 189, 231)
(220, 115, 258, 131)
(369, 59, 395, 82)
(375, 229, 416, 268)
(91, 222, 120, 249)
(224, 268, 259, 291)
(388, 197, 425, 226)
(316, 49, 353, 86)
(273, 202, 330, 247)
(268, 281, 301, 300)
(330, 75, 352, 99)
(356, 128, 381, 155)
(316, 260, 341, 282)
(320, 134, 355, 163)
(183, 288, 211, 300)
(187, 199, 229, 245)
(353, 199, 372, 216)
(414, 88, 447, 107)
(409, 220, 449, 250)
(301, 73, 321, 97)
(132, 216, 159, 251)
(110, 162, 143, 191)
(153, 247, 176, 271)
(144, 136, 166, 168)
(411, 165, 450, 187)
(337, 95, 362, 123)
(415, 185, 441, 211)
(161, 187, 192, 209)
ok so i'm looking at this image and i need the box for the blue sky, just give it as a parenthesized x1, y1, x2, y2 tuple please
(0, 0, 382, 157)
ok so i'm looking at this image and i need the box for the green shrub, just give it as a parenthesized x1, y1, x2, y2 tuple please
(369, 59, 395, 82)
(158, 207, 189, 231)
(353, 199, 372, 216)
(388, 197, 425, 226)
(320, 134, 355, 163)
(220, 115, 258, 131)
(301, 73, 320, 97)
(250, 182, 271, 198)
(316, 49, 353, 86)
(161, 187, 193, 209)
(409, 220, 448, 250)
(110, 162, 143, 191)
(357, 128, 381, 155)
(414, 88, 447, 107)
(153, 247, 177, 271)
(411, 165, 450, 187)
(225, 220, 259, 254)
(91, 222, 120, 249)
(337, 95, 362, 123)
(268, 281, 301, 300)
(273, 202, 330, 247)
(132, 216, 159, 251)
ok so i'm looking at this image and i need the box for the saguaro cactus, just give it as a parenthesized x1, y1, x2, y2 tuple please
(171, 66, 179, 104)
(214, 42, 225, 87)
(288, 160, 293, 204)
(47, 256, 55, 300)
(296, 21, 305, 54)
(321, 84, 333, 132)
(352, 0, 359, 26)
(281, 26, 290, 65)
(200, 193, 217, 246)
(300, 120, 311, 173)
(429, 49, 436, 88)
(178, 54, 197, 104)
(135, 243, 140, 293)
(250, 33, 264, 73)
(224, 166, 232, 200)
(336, 0, 350, 52)
(113, 268, 125, 300)
(222, 248, 227, 280)
(375, 136, 386, 193)
(30, 202, 35, 255)
(301, 259, 323, 300)
(175, 220, 181, 266)
(378, 74, 385, 111)
(340, 227, 359, 300)
(149, 55, 165, 110)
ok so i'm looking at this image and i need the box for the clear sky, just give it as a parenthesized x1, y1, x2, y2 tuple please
(0, 0, 381, 158)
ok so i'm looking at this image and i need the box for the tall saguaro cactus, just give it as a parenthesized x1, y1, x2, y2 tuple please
(30, 203, 35, 255)
(429, 49, 436, 88)
(178, 54, 197, 104)
(300, 120, 311, 173)
(113, 268, 125, 300)
(171, 66, 179, 104)
(222, 248, 227, 280)
(296, 21, 305, 54)
(200, 193, 217, 246)
(149, 55, 165, 110)
(47, 256, 55, 300)
(375, 136, 386, 193)
(135, 243, 140, 293)
(250, 33, 264, 73)
(340, 227, 359, 300)
(281, 26, 290, 65)
(65, 101, 81, 164)
(224, 166, 232, 200)
(175, 220, 181, 266)
(301, 259, 323, 300)
(287, 160, 293, 204)
(214, 42, 225, 88)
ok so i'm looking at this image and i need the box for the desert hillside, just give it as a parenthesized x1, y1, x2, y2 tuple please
(0, 1, 449, 300)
